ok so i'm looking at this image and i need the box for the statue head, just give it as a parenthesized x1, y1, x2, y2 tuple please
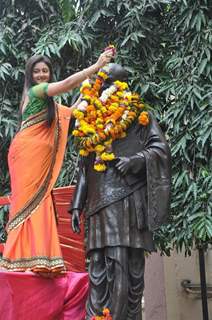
(103, 63, 128, 89)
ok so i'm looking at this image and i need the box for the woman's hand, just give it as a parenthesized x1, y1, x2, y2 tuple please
(95, 49, 114, 69)
(70, 94, 83, 111)
(47, 49, 115, 97)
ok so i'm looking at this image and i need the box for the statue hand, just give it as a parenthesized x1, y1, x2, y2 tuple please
(115, 157, 131, 176)
(71, 209, 81, 233)
(115, 154, 146, 176)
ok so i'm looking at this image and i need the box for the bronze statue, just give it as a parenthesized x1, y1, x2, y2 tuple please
(69, 63, 171, 320)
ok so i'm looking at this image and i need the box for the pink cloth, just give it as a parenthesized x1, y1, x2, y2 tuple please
(0, 271, 88, 320)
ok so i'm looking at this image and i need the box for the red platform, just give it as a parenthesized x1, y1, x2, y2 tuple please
(0, 187, 88, 320)
(0, 270, 88, 320)
(53, 186, 86, 272)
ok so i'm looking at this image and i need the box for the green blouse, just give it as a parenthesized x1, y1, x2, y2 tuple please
(22, 82, 49, 121)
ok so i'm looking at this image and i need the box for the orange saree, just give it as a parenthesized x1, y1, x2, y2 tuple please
(0, 104, 71, 274)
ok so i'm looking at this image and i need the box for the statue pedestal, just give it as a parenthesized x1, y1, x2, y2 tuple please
(144, 253, 167, 320)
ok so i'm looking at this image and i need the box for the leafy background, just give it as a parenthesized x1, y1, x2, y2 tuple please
(0, 0, 211, 253)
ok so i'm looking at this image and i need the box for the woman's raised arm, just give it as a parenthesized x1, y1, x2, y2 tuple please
(47, 50, 113, 97)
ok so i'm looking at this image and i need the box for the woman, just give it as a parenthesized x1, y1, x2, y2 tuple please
(0, 50, 113, 277)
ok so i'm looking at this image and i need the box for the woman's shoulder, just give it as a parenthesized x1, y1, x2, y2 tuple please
(28, 82, 49, 99)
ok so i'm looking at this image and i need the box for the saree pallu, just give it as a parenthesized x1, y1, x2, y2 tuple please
(0, 105, 71, 274)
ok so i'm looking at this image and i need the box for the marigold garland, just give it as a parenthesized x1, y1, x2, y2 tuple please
(73, 65, 150, 171)
(91, 308, 112, 320)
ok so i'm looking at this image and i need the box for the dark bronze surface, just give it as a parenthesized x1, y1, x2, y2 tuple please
(69, 63, 171, 319)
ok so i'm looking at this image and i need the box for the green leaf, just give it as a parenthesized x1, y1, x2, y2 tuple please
(199, 58, 208, 75)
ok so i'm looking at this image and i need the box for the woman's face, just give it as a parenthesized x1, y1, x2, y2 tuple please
(32, 61, 50, 84)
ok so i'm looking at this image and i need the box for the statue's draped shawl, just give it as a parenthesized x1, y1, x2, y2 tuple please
(76, 113, 171, 232)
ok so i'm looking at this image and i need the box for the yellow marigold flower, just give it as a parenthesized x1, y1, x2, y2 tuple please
(101, 107, 107, 114)
(81, 79, 91, 88)
(109, 105, 118, 112)
(85, 139, 93, 147)
(94, 163, 107, 171)
(111, 102, 119, 109)
(98, 71, 108, 80)
(79, 149, 89, 156)
(104, 139, 112, 146)
(93, 135, 100, 144)
(97, 124, 104, 129)
(73, 110, 84, 119)
(116, 91, 124, 97)
(100, 152, 115, 161)
(96, 111, 102, 118)
(72, 129, 80, 136)
(94, 99, 102, 109)
(81, 125, 96, 135)
(138, 111, 149, 126)
(114, 80, 128, 90)
(95, 144, 105, 152)
(83, 95, 92, 102)
(96, 118, 103, 124)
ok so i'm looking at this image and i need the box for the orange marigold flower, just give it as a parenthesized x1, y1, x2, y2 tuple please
(138, 111, 149, 126)
(82, 88, 91, 95)
(78, 131, 85, 137)
(103, 308, 110, 316)
(106, 118, 116, 125)
(98, 131, 107, 140)
(87, 105, 96, 113)
(110, 95, 119, 102)
(138, 103, 145, 109)
(109, 128, 116, 139)
(128, 111, 136, 117)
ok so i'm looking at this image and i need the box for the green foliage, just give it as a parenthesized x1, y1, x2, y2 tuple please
(0, 0, 168, 193)
(0, 205, 8, 242)
(155, 0, 212, 254)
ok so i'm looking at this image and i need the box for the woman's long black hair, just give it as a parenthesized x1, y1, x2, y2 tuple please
(20, 55, 55, 127)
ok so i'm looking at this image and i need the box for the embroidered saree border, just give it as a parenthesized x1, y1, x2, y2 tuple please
(20, 110, 48, 131)
(0, 256, 64, 270)
(7, 107, 60, 233)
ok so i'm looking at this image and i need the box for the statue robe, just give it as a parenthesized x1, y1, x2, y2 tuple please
(71, 113, 171, 253)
